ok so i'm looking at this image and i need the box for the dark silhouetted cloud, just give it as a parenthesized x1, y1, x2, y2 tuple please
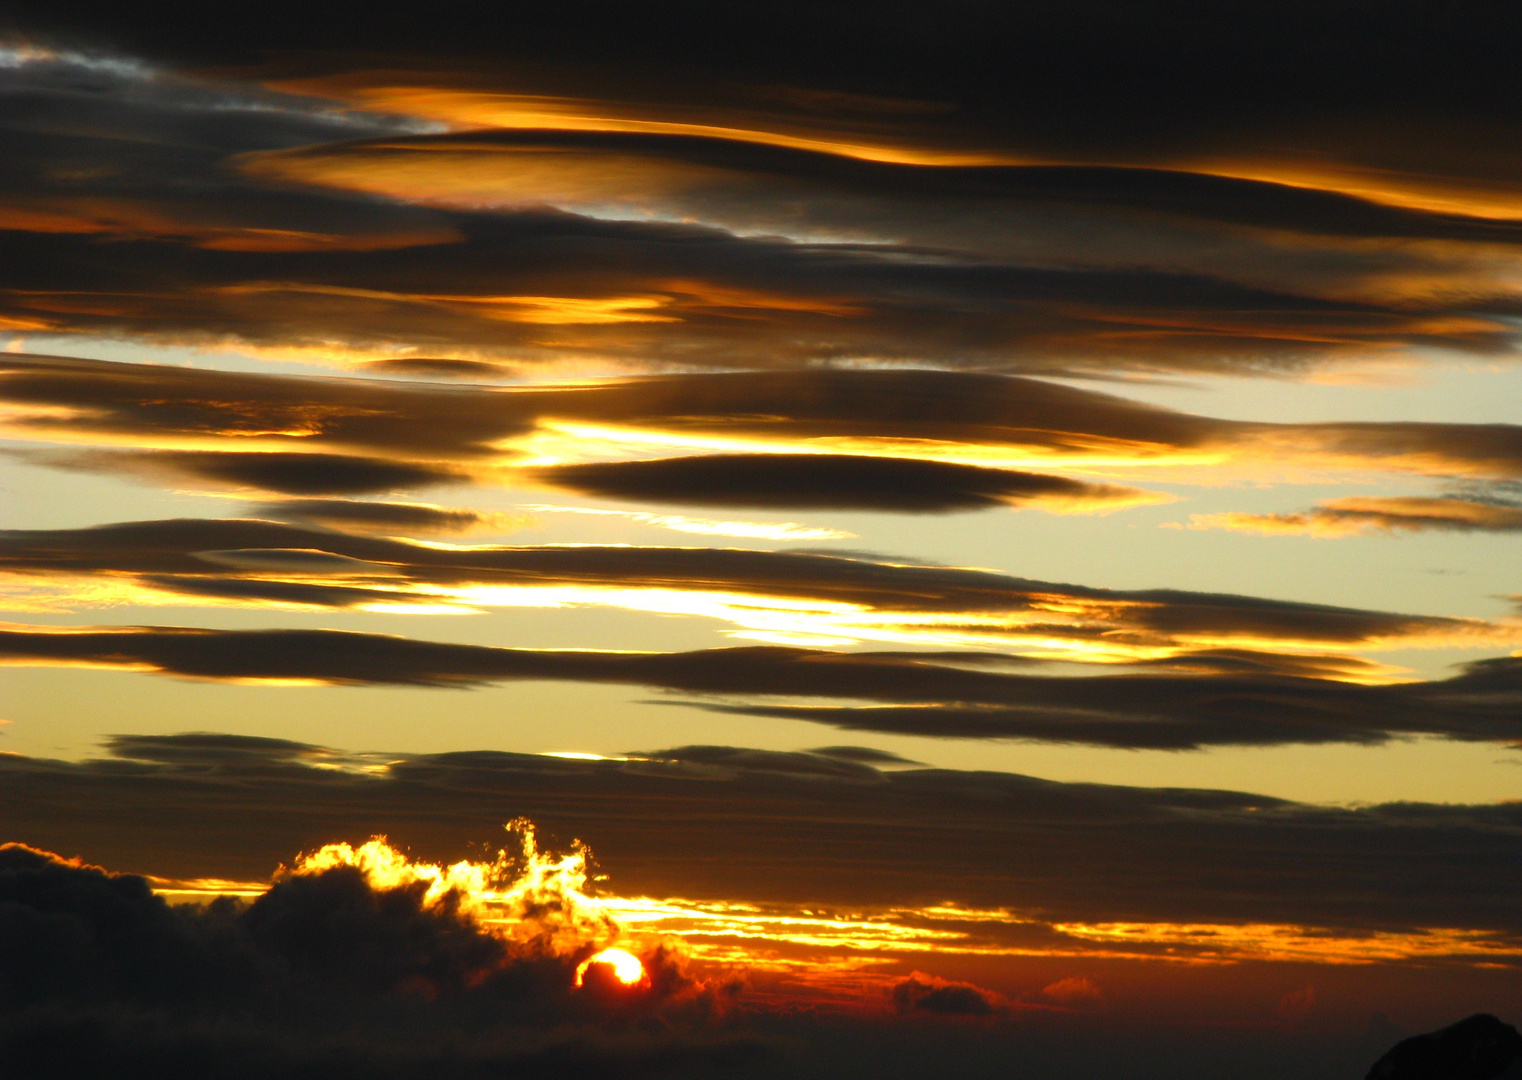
(31, 448, 472, 495)
(0, 841, 756, 1079)
(6, 735, 1522, 937)
(892, 975, 1000, 1016)
(531, 454, 1157, 513)
(1365, 1014, 1522, 1080)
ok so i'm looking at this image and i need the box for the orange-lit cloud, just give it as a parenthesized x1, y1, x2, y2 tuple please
(1186, 496, 1522, 537)
(0, 519, 1510, 662)
(8, 360, 1522, 501)
(265, 79, 1002, 167)
(15, 767, 1522, 979)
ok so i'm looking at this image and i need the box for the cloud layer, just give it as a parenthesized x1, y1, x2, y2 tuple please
(6, 735, 1522, 937)
(4, 623, 1521, 749)
(1, 41, 1522, 375)
(0, 517, 1501, 657)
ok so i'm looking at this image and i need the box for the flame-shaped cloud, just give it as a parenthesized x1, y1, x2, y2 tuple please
(286, 818, 618, 955)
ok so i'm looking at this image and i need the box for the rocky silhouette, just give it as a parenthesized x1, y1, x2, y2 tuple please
(1367, 1014, 1522, 1080)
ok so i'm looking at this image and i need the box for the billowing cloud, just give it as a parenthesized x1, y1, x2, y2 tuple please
(4, 623, 1522, 749)
(1187, 497, 1522, 537)
(0, 835, 753, 1078)
(530, 454, 1160, 513)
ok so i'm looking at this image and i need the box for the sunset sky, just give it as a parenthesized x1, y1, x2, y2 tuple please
(1, 5, 1521, 1077)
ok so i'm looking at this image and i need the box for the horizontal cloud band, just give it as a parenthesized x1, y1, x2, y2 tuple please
(6, 734, 1522, 936)
(4, 624, 1522, 749)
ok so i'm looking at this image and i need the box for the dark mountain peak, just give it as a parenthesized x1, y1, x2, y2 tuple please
(1367, 1014, 1522, 1080)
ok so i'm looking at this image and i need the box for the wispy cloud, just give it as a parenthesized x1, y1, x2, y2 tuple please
(1186, 496, 1522, 537)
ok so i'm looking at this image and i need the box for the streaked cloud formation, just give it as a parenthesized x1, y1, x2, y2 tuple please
(4, 624, 1522, 749)
(3, 39, 1522, 375)
(7, 357, 1522, 502)
(0, 518, 1505, 657)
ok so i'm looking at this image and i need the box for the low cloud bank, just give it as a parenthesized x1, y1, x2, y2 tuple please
(0, 837, 750, 1078)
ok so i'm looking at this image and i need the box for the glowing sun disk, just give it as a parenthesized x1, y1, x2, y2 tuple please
(576, 947, 645, 987)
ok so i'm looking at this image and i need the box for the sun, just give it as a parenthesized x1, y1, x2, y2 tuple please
(575, 947, 646, 988)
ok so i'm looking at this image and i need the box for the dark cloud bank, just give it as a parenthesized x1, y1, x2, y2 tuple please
(12, 0, 1522, 183)
(1, 39, 1522, 374)
(3, 734, 1520, 1079)
(0, 818, 1486, 1080)
(6, 735, 1522, 937)
(0, 840, 754, 1080)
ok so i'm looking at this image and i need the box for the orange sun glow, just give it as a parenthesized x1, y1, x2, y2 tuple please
(575, 947, 646, 987)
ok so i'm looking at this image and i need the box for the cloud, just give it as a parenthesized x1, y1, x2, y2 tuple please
(250, 498, 521, 535)
(3, 11, 1522, 385)
(245, 129, 1522, 248)
(530, 455, 1161, 513)
(7, 735, 1522, 937)
(0, 838, 756, 1078)
(1040, 977, 1102, 1006)
(8, 210, 1505, 374)
(0, 517, 1501, 656)
(7, 358, 1522, 495)
(29, 448, 473, 495)
(891, 974, 1000, 1016)
(1366, 1014, 1522, 1080)
(4, 623, 1522, 749)
(0, 51, 1517, 375)
(0, 353, 533, 459)
(1187, 497, 1522, 537)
